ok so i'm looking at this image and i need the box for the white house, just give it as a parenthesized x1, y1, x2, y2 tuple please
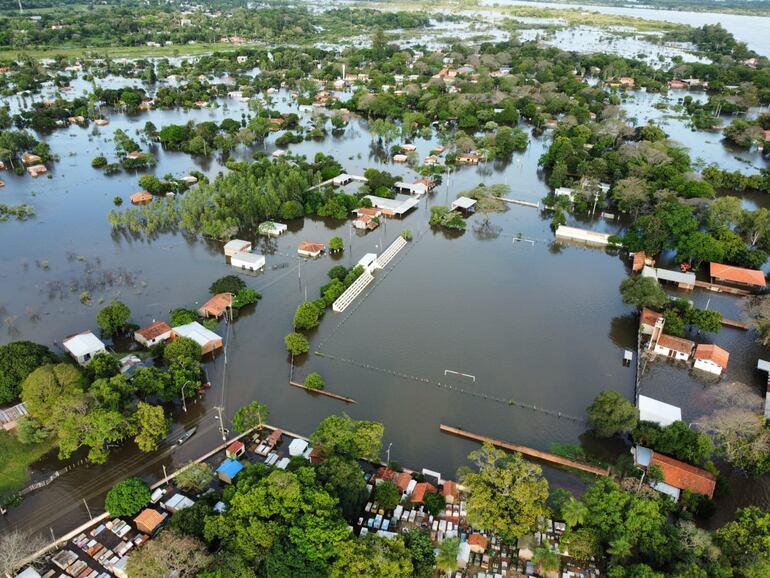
(231, 252, 265, 272)
(693, 344, 729, 376)
(63, 331, 106, 365)
(638, 395, 681, 427)
(134, 321, 173, 348)
(258, 221, 288, 237)
(223, 239, 251, 257)
(653, 334, 694, 361)
(172, 322, 222, 355)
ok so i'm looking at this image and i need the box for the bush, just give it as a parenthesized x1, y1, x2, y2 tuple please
(328, 265, 348, 281)
(89, 353, 121, 379)
(374, 480, 401, 510)
(209, 275, 246, 295)
(294, 301, 322, 330)
(91, 156, 108, 169)
(232, 288, 261, 309)
(113, 196, 123, 206)
(105, 478, 151, 516)
(174, 462, 213, 493)
(400, 229, 413, 241)
(285, 332, 309, 356)
(164, 336, 202, 363)
(329, 236, 344, 252)
(16, 416, 53, 445)
(305, 372, 325, 390)
(169, 308, 198, 326)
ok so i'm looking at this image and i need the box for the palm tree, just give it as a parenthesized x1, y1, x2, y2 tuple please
(562, 498, 588, 528)
(607, 535, 632, 562)
(435, 537, 459, 577)
(532, 545, 561, 575)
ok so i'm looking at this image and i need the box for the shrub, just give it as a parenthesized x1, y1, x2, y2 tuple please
(91, 156, 108, 168)
(285, 332, 309, 356)
(305, 372, 325, 390)
(294, 301, 321, 330)
(105, 478, 151, 516)
(209, 275, 246, 295)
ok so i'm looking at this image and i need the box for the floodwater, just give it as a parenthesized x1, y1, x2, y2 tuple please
(483, 0, 770, 57)
(1, 55, 769, 538)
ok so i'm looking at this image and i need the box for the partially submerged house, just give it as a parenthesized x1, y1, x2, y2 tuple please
(130, 191, 153, 204)
(231, 252, 265, 272)
(298, 242, 326, 257)
(216, 459, 244, 484)
(198, 293, 233, 319)
(451, 196, 477, 212)
(63, 331, 106, 366)
(641, 266, 695, 290)
(258, 221, 288, 237)
(653, 334, 694, 361)
(634, 447, 716, 501)
(133, 508, 167, 535)
(172, 322, 223, 354)
(27, 164, 47, 177)
(223, 239, 252, 257)
(709, 262, 766, 290)
(638, 395, 682, 427)
(363, 194, 419, 217)
(134, 321, 173, 348)
(693, 344, 730, 376)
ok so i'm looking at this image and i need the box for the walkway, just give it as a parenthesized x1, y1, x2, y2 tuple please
(439, 425, 611, 477)
(332, 270, 374, 312)
(693, 280, 751, 296)
(375, 235, 407, 269)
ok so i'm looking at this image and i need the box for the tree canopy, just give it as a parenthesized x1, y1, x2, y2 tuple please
(0, 341, 57, 404)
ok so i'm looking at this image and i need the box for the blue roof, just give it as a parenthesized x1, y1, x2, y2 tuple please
(216, 459, 244, 479)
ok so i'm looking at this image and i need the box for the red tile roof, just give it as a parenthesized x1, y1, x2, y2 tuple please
(650, 452, 716, 498)
(694, 344, 730, 369)
(632, 251, 646, 272)
(130, 191, 153, 204)
(135, 321, 172, 341)
(657, 334, 694, 354)
(468, 533, 489, 551)
(396, 472, 412, 493)
(640, 308, 663, 327)
(710, 262, 766, 288)
(199, 293, 233, 318)
(355, 207, 382, 217)
(410, 482, 437, 504)
(298, 242, 325, 253)
(227, 441, 245, 454)
(442, 480, 459, 499)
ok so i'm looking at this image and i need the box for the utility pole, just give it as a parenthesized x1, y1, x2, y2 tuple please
(180, 381, 190, 412)
(83, 498, 92, 520)
(215, 406, 227, 441)
(386, 442, 392, 467)
(162, 464, 169, 486)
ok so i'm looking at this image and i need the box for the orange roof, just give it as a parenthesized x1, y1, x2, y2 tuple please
(135, 321, 172, 341)
(442, 480, 459, 499)
(133, 508, 166, 533)
(199, 293, 233, 318)
(650, 452, 716, 498)
(764, 130, 770, 142)
(227, 441, 245, 453)
(641, 308, 663, 327)
(130, 191, 153, 204)
(468, 533, 489, 551)
(410, 482, 437, 504)
(395, 472, 412, 493)
(355, 207, 382, 217)
(632, 251, 646, 272)
(298, 242, 325, 253)
(694, 344, 730, 369)
(657, 334, 694, 354)
(710, 262, 766, 288)
(414, 178, 436, 189)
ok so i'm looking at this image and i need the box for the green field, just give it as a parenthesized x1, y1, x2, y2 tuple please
(0, 430, 55, 501)
(0, 42, 249, 61)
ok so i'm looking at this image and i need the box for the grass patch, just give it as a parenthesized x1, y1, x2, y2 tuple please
(0, 430, 56, 501)
(0, 42, 246, 61)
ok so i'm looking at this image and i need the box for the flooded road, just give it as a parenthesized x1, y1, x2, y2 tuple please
(0, 69, 769, 537)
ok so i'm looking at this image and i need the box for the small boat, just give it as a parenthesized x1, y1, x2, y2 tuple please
(177, 426, 197, 445)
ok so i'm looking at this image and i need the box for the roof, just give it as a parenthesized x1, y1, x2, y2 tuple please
(227, 441, 245, 453)
(364, 194, 420, 215)
(63, 331, 105, 357)
(199, 293, 233, 317)
(133, 508, 166, 532)
(224, 239, 251, 252)
(442, 479, 459, 498)
(216, 458, 244, 478)
(232, 252, 265, 265)
(640, 308, 663, 327)
(650, 452, 716, 498)
(410, 482, 437, 503)
(656, 334, 694, 354)
(641, 266, 696, 286)
(135, 321, 172, 341)
(15, 567, 42, 578)
(452, 196, 478, 210)
(710, 262, 766, 288)
(638, 395, 682, 427)
(632, 251, 646, 272)
(298, 242, 326, 253)
(468, 533, 489, 550)
(694, 344, 730, 369)
(355, 207, 382, 217)
(758, 359, 770, 373)
(288, 438, 309, 456)
(130, 191, 153, 204)
(173, 322, 222, 347)
(395, 471, 412, 493)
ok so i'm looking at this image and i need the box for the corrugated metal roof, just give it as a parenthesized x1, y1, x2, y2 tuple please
(641, 266, 695, 286)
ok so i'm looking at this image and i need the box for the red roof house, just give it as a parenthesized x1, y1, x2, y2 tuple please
(410, 482, 437, 504)
(650, 453, 716, 499)
(710, 262, 766, 288)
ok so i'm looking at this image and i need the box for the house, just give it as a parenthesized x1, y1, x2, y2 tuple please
(130, 191, 153, 204)
(693, 344, 729, 375)
(63, 331, 106, 365)
(641, 266, 695, 290)
(653, 334, 694, 361)
(640, 308, 663, 335)
(231, 252, 265, 272)
(619, 77, 635, 88)
(223, 239, 252, 257)
(226, 440, 245, 459)
(288, 438, 309, 456)
(133, 508, 167, 534)
(638, 395, 682, 427)
(414, 178, 437, 192)
(298, 242, 326, 257)
(125, 151, 144, 160)
(134, 321, 173, 347)
(709, 262, 766, 289)
(432, 145, 446, 154)
(94, 118, 109, 126)
(163, 493, 194, 513)
(172, 322, 223, 354)
(364, 195, 419, 217)
(20, 152, 41, 165)
(634, 447, 716, 501)
(353, 214, 379, 230)
(442, 480, 460, 504)
(668, 79, 688, 90)
(456, 153, 480, 164)
(400, 143, 417, 152)
(217, 459, 244, 484)
(468, 533, 489, 554)
(632, 250, 654, 272)
(451, 196, 477, 212)
(410, 482, 437, 504)
(198, 293, 233, 319)
(395, 181, 429, 196)
(26, 164, 47, 177)
(258, 221, 288, 236)
(424, 155, 439, 165)
(392, 153, 408, 163)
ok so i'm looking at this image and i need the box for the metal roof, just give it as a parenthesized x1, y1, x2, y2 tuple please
(451, 196, 478, 210)
(63, 331, 105, 357)
(364, 194, 419, 215)
(641, 266, 695, 286)
(638, 395, 682, 427)
(173, 322, 222, 346)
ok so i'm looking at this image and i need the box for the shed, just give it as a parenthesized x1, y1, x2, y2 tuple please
(63, 331, 106, 366)
(172, 322, 223, 354)
(363, 195, 419, 217)
(226, 440, 245, 459)
(198, 293, 233, 319)
(710, 262, 766, 288)
(134, 321, 173, 347)
(232, 252, 265, 272)
(163, 493, 194, 513)
(133, 508, 167, 534)
(638, 395, 681, 427)
(258, 221, 288, 236)
(693, 344, 729, 375)
(216, 459, 244, 484)
(288, 438, 309, 456)
(224, 239, 252, 257)
(642, 266, 696, 290)
(130, 191, 153, 204)
(298, 242, 326, 257)
(451, 196, 477, 211)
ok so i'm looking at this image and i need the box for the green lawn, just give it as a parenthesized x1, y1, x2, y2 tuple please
(0, 430, 56, 501)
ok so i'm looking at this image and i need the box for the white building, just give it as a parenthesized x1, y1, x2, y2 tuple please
(258, 221, 288, 236)
(638, 395, 681, 427)
(653, 334, 694, 361)
(224, 239, 252, 257)
(63, 331, 106, 365)
(172, 322, 222, 355)
(231, 252, 265, 272)
(693, 344, 729, 376)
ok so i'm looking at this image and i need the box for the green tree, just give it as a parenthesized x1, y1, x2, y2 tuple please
(329, 534, 413, 578)
(459, 443, 549, 543)
(105, 478, 151, 516)
(89, 353, 120, 379)
(436, 537, 460, 576)
(403, 530, 434, 578)
(169, 308, 199, 326)
(716, 506, 770, 575)
(285, 332, 310, 356)
(316, 454, 368, 520)
(15, 416, 53, 445)
(164, 336, 202, 363)
(96, 300, 132, 337)
(562, 497, 589, 527)
(21, 363, 85, 426)
(174, 462, 214, 493)
(533, 545, 561, 574)
(0, 341, 57, 404)
(619, 276, 668, 309)
(126, 529, 212, 578)
(58, 408, 131, 463)
(310, 414, 384, 461)
(329, 236, 344, 253)
(561, 527, 600, 563)
(305, 372, 325, 390)
(209, 275, 246, 295)
(684, 308, 723, 333)
(374, 481, 401, 510)
(133, 402, 168, 452)
(707, 196, 743, 231)
(231, 400, 269, 433)
(294, 301, 322, 330)
(587, 390, 639, 438)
